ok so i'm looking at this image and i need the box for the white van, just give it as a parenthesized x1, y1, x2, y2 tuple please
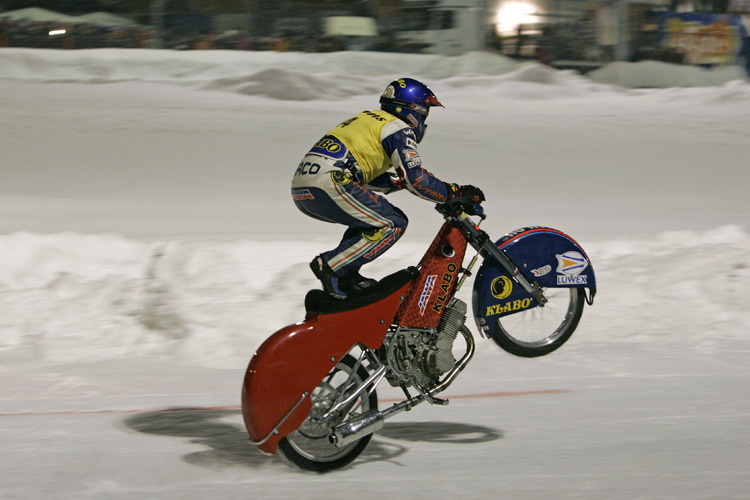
(396, 0, 491, 55)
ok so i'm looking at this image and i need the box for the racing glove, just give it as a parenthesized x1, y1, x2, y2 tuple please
(448, 184, 485, 204)
(388, 173, 407, 193)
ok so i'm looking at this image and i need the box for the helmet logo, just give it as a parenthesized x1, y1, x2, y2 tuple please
(407, 113, 419, 128)
(382, 85, 395, 99)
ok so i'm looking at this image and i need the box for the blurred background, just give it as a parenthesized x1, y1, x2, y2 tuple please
(0, 0, 748, 75)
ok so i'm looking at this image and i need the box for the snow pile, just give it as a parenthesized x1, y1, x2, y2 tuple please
(0, 48, 745, 93)
(1, 48, 748, 368)
(581, 225, 750, 348)
(588, 60, 748, 88)
(1, 226, 748, 368)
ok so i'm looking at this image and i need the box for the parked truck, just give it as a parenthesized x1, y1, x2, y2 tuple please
(394, 0, 491, 55)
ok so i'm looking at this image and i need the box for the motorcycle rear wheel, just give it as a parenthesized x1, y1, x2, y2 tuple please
(490, 288, 585, 358)
(277, 354, 377, 472)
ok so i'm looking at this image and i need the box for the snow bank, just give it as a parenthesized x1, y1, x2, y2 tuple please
(588, 60, 748, 88)
(1, 48, 748, 369)
(1, 226, 748, 368)
(0, 48, 745, 94)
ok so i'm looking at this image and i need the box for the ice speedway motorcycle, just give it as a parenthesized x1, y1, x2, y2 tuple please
(241, 201, 596, 472)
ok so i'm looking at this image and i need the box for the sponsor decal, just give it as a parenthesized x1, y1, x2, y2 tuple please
(419, 275, 437, 315)
(331, 171, 351, 185)
(557, 275, 588, 285)
(555, 251, 589, 285)
(363, 228, 400, 259)
(339, 116, 357, 127)
(490, 276, 513, 300)
(531, 264, 551, 277)
(405, 137, 418, 149)
(314, 138, 342, 153)
(486, 298, 532, 317)
(383, 85, 396, 98)
(295, 161, 321, 176)
(431, 263, 458, 314)
(363, 227, 385, 243)
(291, 189, 314, 201)
(363, 110, 386, 121)
(556, 251, 588, 276)
(404, 149, 422, 168)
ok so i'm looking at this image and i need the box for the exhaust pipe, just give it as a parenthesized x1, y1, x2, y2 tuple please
(330, 325, 476, 448)
(329, 409, 385, 448)
(330, 393, 427, 448)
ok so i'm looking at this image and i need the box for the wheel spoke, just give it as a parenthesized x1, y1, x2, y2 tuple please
(278, 354, 378, 471)
(489, 288, 585, 357)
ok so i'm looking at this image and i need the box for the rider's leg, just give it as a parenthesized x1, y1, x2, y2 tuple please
(317, 181, 407, 282)
(293, 168, 408, 297)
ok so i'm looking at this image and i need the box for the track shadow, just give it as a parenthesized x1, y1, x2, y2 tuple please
(123, 407, 269, 469)
(378, 421, 504, 444)
(123, 408, 502, 471)
(359, 421, 502, 467)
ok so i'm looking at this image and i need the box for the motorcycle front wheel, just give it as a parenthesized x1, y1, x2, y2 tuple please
(277, 354, 377, 472)
(490, 287, 585, 358)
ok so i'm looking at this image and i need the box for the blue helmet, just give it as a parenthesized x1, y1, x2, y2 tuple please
(379, 78, 443, 143)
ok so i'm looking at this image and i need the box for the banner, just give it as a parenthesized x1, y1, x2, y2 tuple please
(656, 13, 749, 66)
(728, 0, 750, 13)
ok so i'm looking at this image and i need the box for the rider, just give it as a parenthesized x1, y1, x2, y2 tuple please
(291, 77, 484, 299)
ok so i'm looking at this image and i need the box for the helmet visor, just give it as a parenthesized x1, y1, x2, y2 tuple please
(424, 94, 443, 108)
(379, 96, 434, 117)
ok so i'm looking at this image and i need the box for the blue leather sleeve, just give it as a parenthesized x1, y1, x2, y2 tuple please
(381, 127, 450, 203)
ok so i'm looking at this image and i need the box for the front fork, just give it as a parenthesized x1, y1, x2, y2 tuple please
(455, 213, 548, 307)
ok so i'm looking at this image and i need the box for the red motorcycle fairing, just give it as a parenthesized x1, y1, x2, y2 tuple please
(241, 270, 416, 455)
(395, 222, 468, 329)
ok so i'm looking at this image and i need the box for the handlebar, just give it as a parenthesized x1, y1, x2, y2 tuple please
(435, 202, 486, 220)
(437, 201, 546, 305)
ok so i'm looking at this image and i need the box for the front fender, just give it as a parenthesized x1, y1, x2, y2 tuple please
(472, 227, 596, 325)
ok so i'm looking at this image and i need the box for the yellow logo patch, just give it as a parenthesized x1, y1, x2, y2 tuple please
(490, 276, 513, 300)
(363, 227, 385, 243)
(331, 171, 351, 186)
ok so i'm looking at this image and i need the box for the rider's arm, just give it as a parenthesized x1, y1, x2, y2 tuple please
(361, 171, 402, 193)
(380, 122, 450, 203)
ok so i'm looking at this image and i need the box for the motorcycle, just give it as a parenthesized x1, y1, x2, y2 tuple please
(241, 202, 596, 472)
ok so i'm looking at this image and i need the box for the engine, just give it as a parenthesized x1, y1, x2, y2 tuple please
(383, 298, 468, 390)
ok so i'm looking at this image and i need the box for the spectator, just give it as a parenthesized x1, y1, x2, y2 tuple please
(535, 26, 555, 65)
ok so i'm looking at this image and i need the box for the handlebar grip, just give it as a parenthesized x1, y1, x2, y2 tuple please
(471, 204, 486, 219)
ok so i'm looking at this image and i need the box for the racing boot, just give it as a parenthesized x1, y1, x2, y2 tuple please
(339, 269, 378, 294)
(310, 255, 347, 299)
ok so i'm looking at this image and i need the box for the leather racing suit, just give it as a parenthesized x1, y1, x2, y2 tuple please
(291, 109, 451, 278)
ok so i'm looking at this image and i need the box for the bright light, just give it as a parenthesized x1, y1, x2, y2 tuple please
(49, 29, 67, 36)
(496, 2, 535, 35)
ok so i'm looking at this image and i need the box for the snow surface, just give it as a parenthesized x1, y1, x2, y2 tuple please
(0, 49, 749, 499)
